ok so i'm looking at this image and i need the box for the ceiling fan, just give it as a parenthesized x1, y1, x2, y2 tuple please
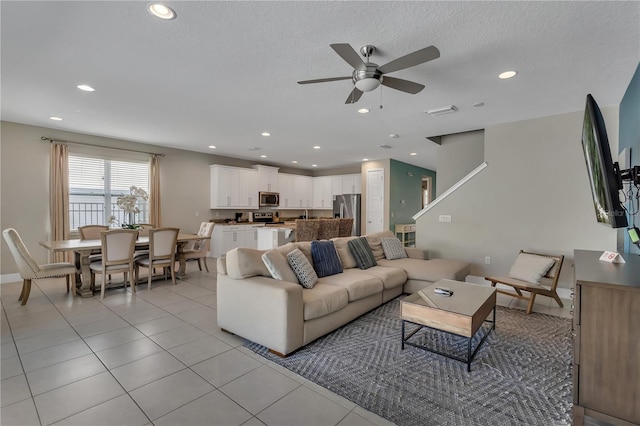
(298, 43, 440, 104)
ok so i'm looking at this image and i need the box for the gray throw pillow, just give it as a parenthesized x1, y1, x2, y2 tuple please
(262, 250, 299, 283)
(287, 248, 318, 288)
(381, 237, 408, 260)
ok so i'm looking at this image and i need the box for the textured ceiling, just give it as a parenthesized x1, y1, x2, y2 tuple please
(1, 1, 638, 171)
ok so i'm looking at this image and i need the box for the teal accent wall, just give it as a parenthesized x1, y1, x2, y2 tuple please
(389, 159, 436, 231)
(619, 63, 640, 255)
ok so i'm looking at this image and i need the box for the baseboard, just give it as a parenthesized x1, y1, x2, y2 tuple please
(1, 273, 21, 284)
(465, 275, 572, 300)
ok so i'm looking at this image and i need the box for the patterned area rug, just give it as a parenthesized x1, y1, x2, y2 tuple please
(245, 297, 573, 426)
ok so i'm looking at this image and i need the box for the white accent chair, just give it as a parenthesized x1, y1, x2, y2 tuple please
(90, 229, 138, 298)
(135, 227, 179, 289)
(2, 228, 78, 305)
(183, 222, 214, 272)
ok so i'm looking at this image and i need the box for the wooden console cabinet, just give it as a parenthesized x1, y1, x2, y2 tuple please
(572, 250, 640, 426)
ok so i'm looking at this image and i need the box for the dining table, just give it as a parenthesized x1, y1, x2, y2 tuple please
(40, 233, 207, 297)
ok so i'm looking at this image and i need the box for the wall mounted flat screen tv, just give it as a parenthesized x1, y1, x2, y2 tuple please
(581, 94, 628, 228)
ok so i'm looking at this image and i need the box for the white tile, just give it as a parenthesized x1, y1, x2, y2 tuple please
(1, 355, 23, 379)
(26, 353, 106, 396)
(175, 306, 217, 324)
(220, 365, 301, 415)
(1, 374, 31, 407)
(120, 306, 170, 325)
(83, 326, 146, 352)
(1, 341, 18, 359)
(20, 339, 91, 372)
(108, 298, 157, 316)
(351, 406, 396, 426)
(166, 283, 214, 299)
(161, 300, 204, 315)
(73, 316, 130, 338)
(110, 351, 185, 391)
(135, 315, 187, 336)
(241, 417, 267, 426)
(257, 385, 349, 426)
(15, 327, 80, 354)
(63, 309, 121, 327)
(149, 324, 207, 349)
(10, 318, 72, 340)
(129, 369, 214, 420)
(34, 371, 125, 426)
(51, 394, 149, 426)
(95, 337, 163, 369)
(135, 289, 190, 307)
(337, 411, 377, 426)
(191, 348, 262, 387)
(154, 390, 252, 426)
(0, 397, 40, 426)
(168, 335, 233, 366)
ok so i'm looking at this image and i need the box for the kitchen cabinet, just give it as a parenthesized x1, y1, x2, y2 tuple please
(210, 165, 259, 209)
(278, 173, 313, 209)
(331, 174, 362, 195)
(572, 249, 640, 426)
(313, 176, 333, 209)
(211, 223, 265, 258)
(253, 165, 279, 192)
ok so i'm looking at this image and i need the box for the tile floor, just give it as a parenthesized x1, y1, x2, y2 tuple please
(1, 262, 575, 426)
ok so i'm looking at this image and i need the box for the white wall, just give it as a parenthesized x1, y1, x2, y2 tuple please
(415, 108, 620, 290)
(436, 130, 484, 196)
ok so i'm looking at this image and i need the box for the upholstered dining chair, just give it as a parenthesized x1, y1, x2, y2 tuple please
(90, 229, 138, 298)
(136, 223, 155, 237)
(183, 222, 215, 272)
(135, 227, 179, 289)
(2, 228, 78, 305)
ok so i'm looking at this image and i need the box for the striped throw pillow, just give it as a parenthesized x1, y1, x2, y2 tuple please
(347, 237, 377, 270)
(311, 240, 343, 278)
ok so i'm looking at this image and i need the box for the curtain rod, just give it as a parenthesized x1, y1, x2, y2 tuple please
(41, 136, 165, 157)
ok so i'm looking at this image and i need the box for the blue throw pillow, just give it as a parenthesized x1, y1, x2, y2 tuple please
(348, 237, 377, 270)
(311, 240, 343, 278)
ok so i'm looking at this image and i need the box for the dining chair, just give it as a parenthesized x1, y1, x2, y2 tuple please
(78, 225, 110, 275)
(294, 219, 320, 242)
(136, 223, 155, 237)
(337, 218, 355, 237)
(89, 229, 138, 298)
(135, 227, 179, 289)
(2, 228, 78, 305)
(183, 222, 215, 272)
(317, 219, 340, 240)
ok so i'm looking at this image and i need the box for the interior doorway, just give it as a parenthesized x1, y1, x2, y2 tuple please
(422, 176, 433, 208)
(366, 168, 384, 234)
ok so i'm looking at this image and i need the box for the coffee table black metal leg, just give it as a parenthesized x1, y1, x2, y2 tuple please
(467, 337, 472, 372)
(401, 320, 405, 350)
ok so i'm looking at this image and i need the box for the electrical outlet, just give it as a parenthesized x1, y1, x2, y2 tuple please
(439, 215, 452, 223)
(485, 256, 491, 264)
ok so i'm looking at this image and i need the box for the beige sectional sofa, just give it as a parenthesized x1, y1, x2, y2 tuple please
(216, 230, 470, 355)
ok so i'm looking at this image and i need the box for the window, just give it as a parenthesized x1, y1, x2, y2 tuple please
(68, 154, 150, 231)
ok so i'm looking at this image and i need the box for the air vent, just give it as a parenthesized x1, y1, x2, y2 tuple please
(379, 144, 393, 149)
(425, 105, 457, 116)
(248, 147, 261, 151)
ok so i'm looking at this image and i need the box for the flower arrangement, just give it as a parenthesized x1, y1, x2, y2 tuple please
(108, 186, 149, 230)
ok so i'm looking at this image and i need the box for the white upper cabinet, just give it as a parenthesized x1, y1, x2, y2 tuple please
(278, 173, 313, 209)
(331, 174, 362, 195)
(210, 165, 259, 209)
(313, 176, 333, 209)
(253, 165, 279, 192)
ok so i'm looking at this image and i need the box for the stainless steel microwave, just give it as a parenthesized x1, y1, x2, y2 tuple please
(259, 191, 279, 207)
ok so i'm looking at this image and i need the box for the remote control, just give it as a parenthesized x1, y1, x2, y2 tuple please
(434, 287, 453, 296)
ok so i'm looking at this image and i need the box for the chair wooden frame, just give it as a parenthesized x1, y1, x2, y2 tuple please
(135, 227, 179, 289)
(485, 250, 564, 315)
(90, 229, 138, 298)
(183, 222, 214, 272)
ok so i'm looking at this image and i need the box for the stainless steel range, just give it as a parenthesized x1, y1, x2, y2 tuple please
(252, 212, 282, 224)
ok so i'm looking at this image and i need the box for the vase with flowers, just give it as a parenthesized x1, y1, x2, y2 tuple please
(108, 186, 149, 230)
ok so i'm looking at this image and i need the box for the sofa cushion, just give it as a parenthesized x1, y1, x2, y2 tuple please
(348, 237, 377, 270)
(319, 269, 383, 302)
(310, 240, 343, 278)
(287, 248, 318, 288)
(359, 265, 407, 290)
(377, 258, 470, 282)
(262, 250, 299, 284)
(508, 253, 555, 284)
(381, 237, 408, 260)
(331, 237, 358, 269)
(226, 248, 271, 279)
(365, 230, 395, 260)
(302, 284, 349, 320)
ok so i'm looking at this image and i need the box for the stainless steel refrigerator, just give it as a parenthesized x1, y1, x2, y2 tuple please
(333, 194, 361, 236)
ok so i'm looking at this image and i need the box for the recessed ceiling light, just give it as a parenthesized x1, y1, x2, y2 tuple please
(313, 146, 321, 149)
(499, 70, 517, 79)
(49, 116, 63, 121)
(312, 164, 318, 167)
(410, 152, 417, 156)
(362, 158, 369, 161)
(292, 160, 298, 164)
(208, 145, 216, 149)
(358, 108, 370, 114)
(389, 134, 398, 139)
(260, 155, 268, 158)
(261, 132, 271, 137)
(77, 84, 95, 92)
(148, 3, 177, 20)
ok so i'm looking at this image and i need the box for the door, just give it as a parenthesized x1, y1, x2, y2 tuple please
(366, 169, 384, 234)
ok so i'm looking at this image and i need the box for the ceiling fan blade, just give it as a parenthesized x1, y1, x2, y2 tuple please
(378, 45, 440, 74)
(344, 87, 364, 104)
(297, 76, 351, 85)
(381, 76, 425, 94)
(330, 43, 365, 69)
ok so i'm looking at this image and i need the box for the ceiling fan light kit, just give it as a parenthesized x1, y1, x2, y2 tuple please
(298, 43, 440, 103)
(425, 105, 458, 116)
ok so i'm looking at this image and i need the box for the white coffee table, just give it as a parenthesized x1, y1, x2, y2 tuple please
(400, 279, 496, 372)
